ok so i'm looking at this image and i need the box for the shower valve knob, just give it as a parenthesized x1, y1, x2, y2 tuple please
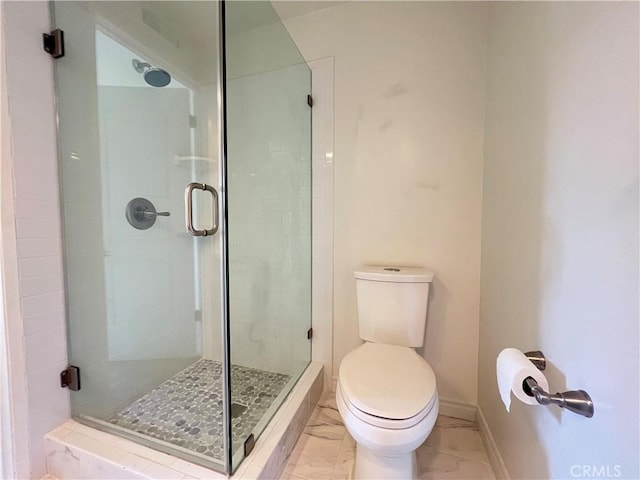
(125, 197, 170, 230)
(143, 211, 170, 217)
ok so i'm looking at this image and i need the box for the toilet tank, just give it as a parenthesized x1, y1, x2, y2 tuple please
(354, 266, 434, 348)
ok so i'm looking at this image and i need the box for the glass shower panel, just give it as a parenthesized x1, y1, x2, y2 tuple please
(53, 1, 226, 470)
(223, 1, 312, 470)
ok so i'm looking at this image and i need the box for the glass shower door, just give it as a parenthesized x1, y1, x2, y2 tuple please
(53, 0, 226, 471)
(53, 0, 312, 473)
(223, 1, 312, 471)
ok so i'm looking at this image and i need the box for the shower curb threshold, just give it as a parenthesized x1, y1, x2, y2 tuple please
(44, 362, 324, 480)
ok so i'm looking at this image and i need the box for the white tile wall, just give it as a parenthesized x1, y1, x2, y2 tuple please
(3, 2, 71, 478)
(97, 85, 197, 363)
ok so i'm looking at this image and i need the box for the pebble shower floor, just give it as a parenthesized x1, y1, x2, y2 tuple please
(109, 359, 290, 460)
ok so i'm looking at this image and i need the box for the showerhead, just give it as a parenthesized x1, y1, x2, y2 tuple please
(143, 67, 171, 88)
(132, 58, 171, 88)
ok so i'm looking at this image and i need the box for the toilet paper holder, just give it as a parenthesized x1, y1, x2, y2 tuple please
(523, 351, 594, 418)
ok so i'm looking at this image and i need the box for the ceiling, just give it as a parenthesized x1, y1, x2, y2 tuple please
(271, 1, 347, 20)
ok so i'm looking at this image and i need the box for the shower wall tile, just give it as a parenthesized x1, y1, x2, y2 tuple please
(22, 309, 66, 337)
(18, 256, 64, 278)
(15, 198, 62, 220)
(17, 238, 65, 259)
(13, 177, 61, 202)
(3, 1, 71, 478)
(94, 85, 198, 373)
(25, 342, 67, 376)
(24, 326, 67, 356)
(20, 291, 65, 317)
(25, 358, 69, 397)
(15, 219, 62, 238)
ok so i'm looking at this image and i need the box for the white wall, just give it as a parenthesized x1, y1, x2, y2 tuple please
(2, 2, 70, 477)
(478, 2, 639, 479)
(283, 1, 487, 406)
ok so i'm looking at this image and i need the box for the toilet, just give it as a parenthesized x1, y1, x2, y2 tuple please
(336, 265, 438, 480)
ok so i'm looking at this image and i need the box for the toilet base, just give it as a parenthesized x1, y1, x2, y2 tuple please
(354, 443, 417, 480)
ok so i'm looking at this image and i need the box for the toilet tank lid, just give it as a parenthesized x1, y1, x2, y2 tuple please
(354, 266, 434, 283)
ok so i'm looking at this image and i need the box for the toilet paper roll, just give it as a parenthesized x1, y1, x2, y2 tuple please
(496, 348, 549, 412)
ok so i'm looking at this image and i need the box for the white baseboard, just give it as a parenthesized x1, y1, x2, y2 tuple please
(476, 406, 510, 480)
(438, 399, 477, 421)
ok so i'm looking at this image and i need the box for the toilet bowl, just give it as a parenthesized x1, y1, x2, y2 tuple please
(337, 342, 439, 479)
(337, 266, 437, 479)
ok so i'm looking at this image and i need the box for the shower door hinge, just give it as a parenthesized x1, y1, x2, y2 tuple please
(307, 328, 313, 340)
(189, 115, 197, 128)
(43, 29, 65, 59)
(60, 365, 81, 391)
(244, 433, 255, 457)
(307, 94, 313, 108)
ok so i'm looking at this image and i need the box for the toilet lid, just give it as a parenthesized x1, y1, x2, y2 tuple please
(339, 343, 437, 420)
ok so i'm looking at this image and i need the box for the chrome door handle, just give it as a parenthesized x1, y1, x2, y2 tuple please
(185, 182, 219, 236)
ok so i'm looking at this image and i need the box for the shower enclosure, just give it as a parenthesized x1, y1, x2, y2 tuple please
(51, 0, 311, 473)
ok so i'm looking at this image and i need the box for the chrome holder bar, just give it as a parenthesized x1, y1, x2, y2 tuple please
(523, 350, 546, 370)
(523, 351, 594, 418)
(185, 182, 219, 237)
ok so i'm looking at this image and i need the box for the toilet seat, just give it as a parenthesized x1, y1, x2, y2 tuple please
(338, 342, 437, 429)
(338, 380, 437, 430)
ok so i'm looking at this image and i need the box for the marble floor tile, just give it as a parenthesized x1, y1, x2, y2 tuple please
(303, 423, 346, 441)
(330, 433, 355, 480)
(423, 415, 491, 464)
(417, 448, 495, 480)
(280, 472, 308, 480)
(307, 392, 343, 427)
(319, 392, 339, 411)
(282, 396, 495, 480)
(284, 433, 343, 480)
